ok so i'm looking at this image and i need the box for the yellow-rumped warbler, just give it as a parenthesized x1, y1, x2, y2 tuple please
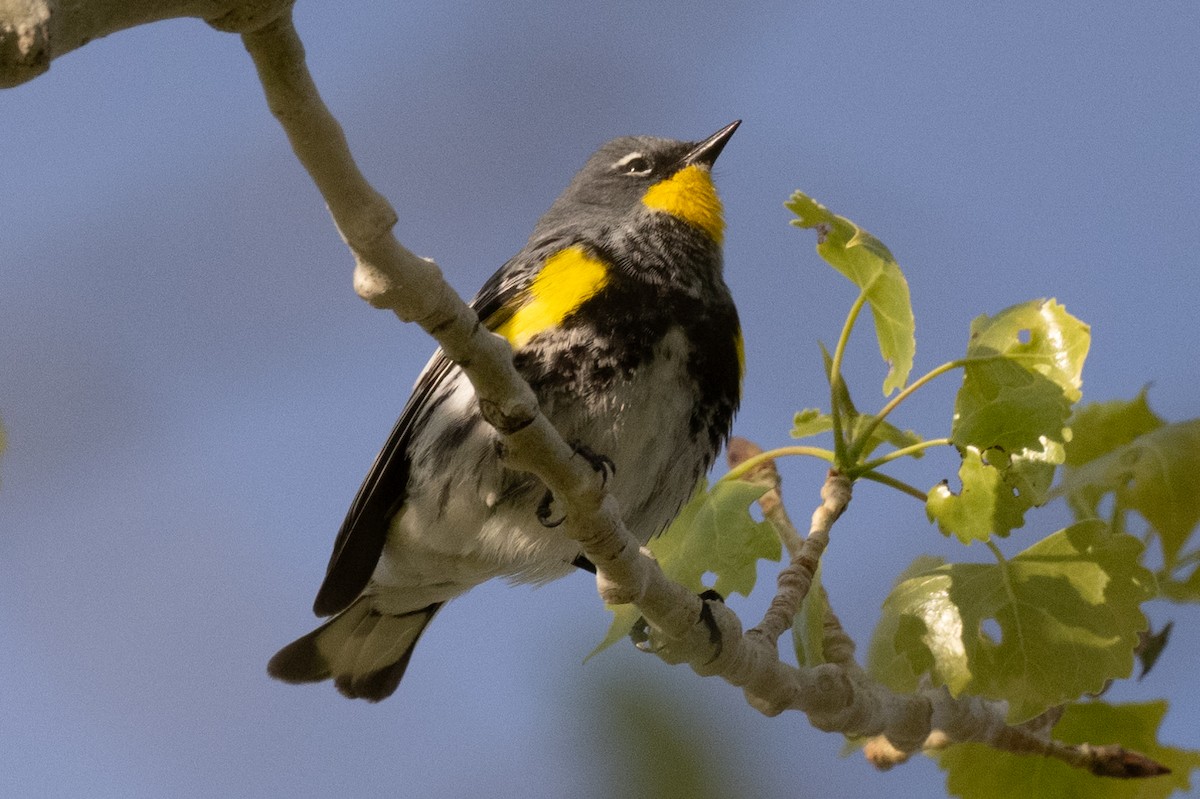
(268, 121, 743, 701)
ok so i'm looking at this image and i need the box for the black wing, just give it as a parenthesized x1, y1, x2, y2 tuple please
(311, 352, 456, 616)
(310, 250, 547, 617)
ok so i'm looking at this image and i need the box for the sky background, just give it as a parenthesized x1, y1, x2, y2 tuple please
(2, 2, 1199, 797)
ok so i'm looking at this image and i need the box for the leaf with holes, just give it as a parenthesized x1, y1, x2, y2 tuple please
(787, 191, 915, 395)
(952, 299, 1089, 454)
(882, 521, 1152, 721)
(867, 555, 950, 694)
(931, 299, 1086, 541)
(588, 479, 781, 658)
(927, 442, 1061, 543)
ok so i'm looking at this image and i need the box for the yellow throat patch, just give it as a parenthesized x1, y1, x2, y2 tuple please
(491, 246, 610, 349)
(641, 164, 725, 244)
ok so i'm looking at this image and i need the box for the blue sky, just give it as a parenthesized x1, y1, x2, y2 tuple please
(2, 2, 1198, 797)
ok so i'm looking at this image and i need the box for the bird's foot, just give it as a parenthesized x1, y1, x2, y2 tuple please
(536, 442, 615, 528)
(630, 589, 725, 654)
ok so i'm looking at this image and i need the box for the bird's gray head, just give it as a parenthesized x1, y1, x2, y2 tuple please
(533, 121, 740, 246)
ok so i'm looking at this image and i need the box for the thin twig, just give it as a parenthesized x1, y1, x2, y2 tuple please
(748, 470, 850, 647)
(727, 438, 850, 649)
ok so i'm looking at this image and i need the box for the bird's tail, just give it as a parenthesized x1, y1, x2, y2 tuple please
(267, 597, 441, 702)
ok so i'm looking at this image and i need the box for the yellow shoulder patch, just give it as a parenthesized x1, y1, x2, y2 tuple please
(641, 164, 725, 244)
(492, 246, 610, 349)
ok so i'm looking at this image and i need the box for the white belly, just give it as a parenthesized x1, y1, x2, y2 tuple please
(368, 328, 709, 612)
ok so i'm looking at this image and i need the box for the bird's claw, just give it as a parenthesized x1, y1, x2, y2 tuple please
(572, 443, 615, 487)
(537, 443, 613, 528)
(630, 589, 725, 653)
(536, 489, 565, 528)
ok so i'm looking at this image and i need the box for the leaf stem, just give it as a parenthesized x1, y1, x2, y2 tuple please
(852, 437, 954, 474)
(722, 445, 836, 483)
(830, 289, 870, 463)
(857, 470, 928, 502)
(986, 539, 1007, 563)
(847, 360, 961, 461)
(1109, 499, 1126, 538)
(847, 352, 1020, 463)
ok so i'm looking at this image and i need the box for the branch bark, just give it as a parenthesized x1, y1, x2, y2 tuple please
(0, 0, 291, 87)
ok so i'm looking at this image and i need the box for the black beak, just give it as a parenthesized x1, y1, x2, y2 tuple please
(682, 120, 741, 168)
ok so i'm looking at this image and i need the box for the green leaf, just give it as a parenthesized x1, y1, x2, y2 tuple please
(1003, 441, 1061, 509)
(952, 299, 1090, 454)
(1061, 419, 1200, 570)
(890, 575, 975, 698)
(819, 339, 858, 453)
(934, 299, 1087, 542)
(941, 701, 1200, 799)
(589, 479, 782, 657)
(852, 416, 924, 460)
(791, 406, 919, 460)
(654, 479, 783, 598)
(589, 603, 646, 660)
(926, 443, 1060, 543)
(866, 555, 948, 693)
(883, 521, 1153, 722)
(791, 408, 834, 440)
(787, 191, 915, 395)
(1065, 388, 1164, 467)
(927, 448, 1019, 543)
(792, 564, 830, 667)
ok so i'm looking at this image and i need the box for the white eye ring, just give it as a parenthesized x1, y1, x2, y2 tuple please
(614, 151, 653, 175)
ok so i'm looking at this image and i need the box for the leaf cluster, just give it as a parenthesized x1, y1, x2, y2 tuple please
(591, 479, 780, 656)
(593, 190, 1199, 796)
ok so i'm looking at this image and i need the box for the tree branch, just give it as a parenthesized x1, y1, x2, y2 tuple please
(749, 469, 848, 646)
(723, 442, 1170, 778)
(0, 0, 292, 88)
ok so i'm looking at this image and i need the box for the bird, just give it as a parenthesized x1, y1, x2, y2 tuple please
(268, 120, 743, 701)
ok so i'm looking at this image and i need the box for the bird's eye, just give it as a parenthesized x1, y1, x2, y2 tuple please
(614, 152, 653, 175)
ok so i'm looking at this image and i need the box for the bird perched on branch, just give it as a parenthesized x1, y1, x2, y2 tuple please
(269, 121, 743, 701)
